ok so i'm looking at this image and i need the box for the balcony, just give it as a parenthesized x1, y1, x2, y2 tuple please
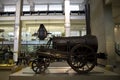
(0, 10, 85, 16)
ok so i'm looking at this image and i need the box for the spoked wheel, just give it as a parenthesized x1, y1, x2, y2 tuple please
(32, 58, 50, 74)
(67, 44, 97, 74)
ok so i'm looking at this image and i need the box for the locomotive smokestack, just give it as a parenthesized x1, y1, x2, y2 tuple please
(85, 3, 91, 35)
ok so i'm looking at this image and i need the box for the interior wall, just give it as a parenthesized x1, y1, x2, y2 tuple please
(0, 25, 14, 40)
(0, 20, 86, 41)
(112, 0, 120, 61)
(114, 26, 120, 43)
(114, 26, 120, 61)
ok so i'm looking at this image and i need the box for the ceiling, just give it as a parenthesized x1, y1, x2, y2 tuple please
(0, 0, 119, 24)
(0, 0, 119, 25)
(0, 0, 85, 5)
(0, 0, 86, 33)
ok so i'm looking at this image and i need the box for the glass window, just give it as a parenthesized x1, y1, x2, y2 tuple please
(70, 31, 80, 36)
(49, 4, 62, 11)
(81, 30, 86, 36)
(35, 5, 47, 11)
(70, 4, 79, 11)
(79, 4, 84, 10)
(23, 5, 30, 11)
(4, 5, 16, 12)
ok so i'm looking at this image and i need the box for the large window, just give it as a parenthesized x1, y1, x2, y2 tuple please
(70, 4, 79, 11)
(4, 5, 16, 12)
(23, 5, 30, 11)
(35, 5, 48, 11)
(49, 4, 62, 11)
(79, 4, 84, 10)
(70, 31, 80, 36)
(81, 30, 86, 36)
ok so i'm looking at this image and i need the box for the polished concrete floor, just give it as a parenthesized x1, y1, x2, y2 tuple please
(114, 62, 120, 74)
(0, 61, 120, 80)
(10, 62, 120, 80)
(9, 66, 120, 80)
(0, 70, 11, 80)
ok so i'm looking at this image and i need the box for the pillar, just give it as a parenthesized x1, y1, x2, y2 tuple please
(14, 0, 23, 62)
(64, 0, 70, 37)
(90, 0, 116, 66)
(104, 4, 116, 65)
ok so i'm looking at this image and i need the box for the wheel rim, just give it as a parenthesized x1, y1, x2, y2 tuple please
(32, 59, 46, 74)
(68, 44, 97, 73)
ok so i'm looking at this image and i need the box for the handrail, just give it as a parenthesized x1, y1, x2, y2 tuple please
(0, 10, 85, 16)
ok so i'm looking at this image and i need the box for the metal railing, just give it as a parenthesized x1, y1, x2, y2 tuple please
(0, 10, 85, 16)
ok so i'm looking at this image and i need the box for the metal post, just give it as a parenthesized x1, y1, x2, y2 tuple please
(85, 3, 91, 35)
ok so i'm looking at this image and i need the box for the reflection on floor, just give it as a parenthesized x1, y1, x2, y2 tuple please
(9, 62, 120, 80)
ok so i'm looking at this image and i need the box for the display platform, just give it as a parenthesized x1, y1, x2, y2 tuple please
(9, 65, 120, 80)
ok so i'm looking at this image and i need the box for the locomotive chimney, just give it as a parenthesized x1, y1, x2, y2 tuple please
(85, 2, 91, 35)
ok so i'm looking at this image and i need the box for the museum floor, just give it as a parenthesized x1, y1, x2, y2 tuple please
(0, 62, 120, 80)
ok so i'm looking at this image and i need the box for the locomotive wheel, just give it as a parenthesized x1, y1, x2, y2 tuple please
(32, 58, 50, 74)
(67, 44, 97, 74)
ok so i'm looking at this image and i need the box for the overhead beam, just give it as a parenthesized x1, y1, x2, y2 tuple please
(0, 15, 85, 21)
(0, 17, 15, 21)
(21, 15, 85, 20)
